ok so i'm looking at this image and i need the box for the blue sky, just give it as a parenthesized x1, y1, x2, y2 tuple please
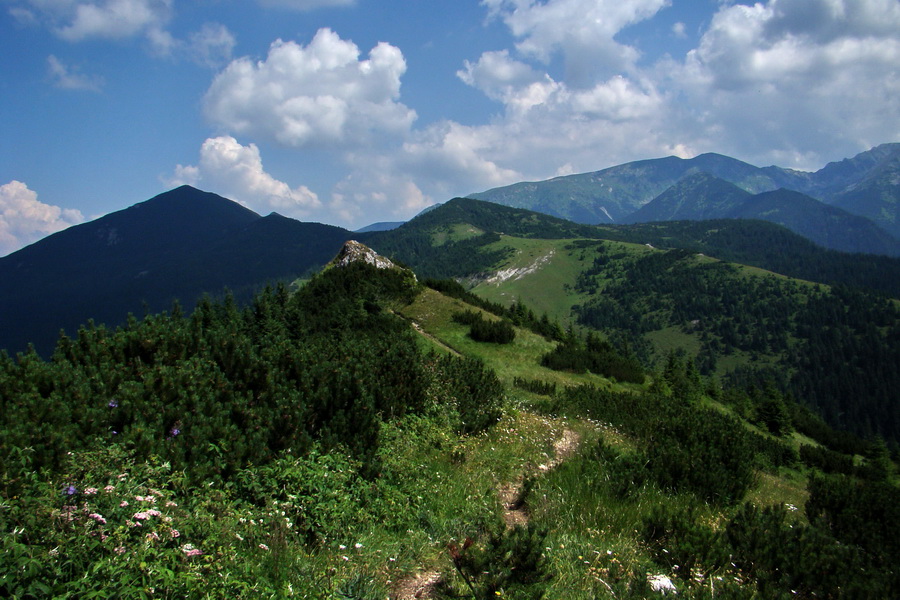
(2, 0, 899, 255)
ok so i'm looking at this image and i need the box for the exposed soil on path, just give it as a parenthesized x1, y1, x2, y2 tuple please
(501, 427, 581, 529)
(392, 570, 442, 600)
(390, 426, 582, 599)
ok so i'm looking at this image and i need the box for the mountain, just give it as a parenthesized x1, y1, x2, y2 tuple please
(368, 197, 900, 444)
(728, 189, 900, 255)
(827, 144, 900, 238)
(355, 221, 405, 233)
(469, 144, 900, 254)
(0, 185, 352, 356)
(624, 172, 752, 222)
(628, 175, 900, 255)
(369, 197, 900, 296)
(469, 153, 788, 224)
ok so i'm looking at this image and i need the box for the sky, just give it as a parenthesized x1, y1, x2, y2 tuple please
(2, 0, 899, 255)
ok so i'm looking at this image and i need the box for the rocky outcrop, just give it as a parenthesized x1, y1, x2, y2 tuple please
(331, 240, 397, 270)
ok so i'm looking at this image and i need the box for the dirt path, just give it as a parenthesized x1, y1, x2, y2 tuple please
(501, 427, 581, 529)
(390, 427, 582, 599)
(392, 570, 442, 600)
(408, 318, 462, 356)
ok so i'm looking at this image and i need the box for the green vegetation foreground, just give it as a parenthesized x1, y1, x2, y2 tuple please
(1, 260, 897, 598)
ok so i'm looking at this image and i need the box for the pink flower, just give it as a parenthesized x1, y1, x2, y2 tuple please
(146, 532, 160, 541)
(88, 513, 107, 525)
(84, 487, 98, 496)
(258, 543, 269, 551)
(170, 529, 180, 538)
(185, 549, 202, 557)
(104, 485, 115, 493)
(120, 500, 129, 508)
(114, 546, 126, 555)
(146, 509, 161, 517)
(133, 512, 149, 520)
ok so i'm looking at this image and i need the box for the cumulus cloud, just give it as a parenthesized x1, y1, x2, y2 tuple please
(422, 0, 900, 191)
(482, 0, 670, 85)
(47, 55, 104, 91)
(0, 181, 84, 256)
(204, 28, 416, 147)
(257, 0, 355, 9)
(671, 0, 900, 165)
(169, 136, 321, 217)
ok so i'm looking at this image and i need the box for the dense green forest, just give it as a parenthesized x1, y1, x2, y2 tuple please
(571, 244, 900, 443)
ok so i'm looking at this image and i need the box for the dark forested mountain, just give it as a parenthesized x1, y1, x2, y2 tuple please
(630, 178, 900, 255)
(624, 173, 753, 222)
(0, 185, 352, 356)
(728, 189, 900, 255)
(469, 143, 900, 253)
(369, 197, 900, 297)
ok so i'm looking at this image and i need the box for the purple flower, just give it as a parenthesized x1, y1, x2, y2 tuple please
(108, 400, 119, 408)
(168, 427, 180, 437)
(63, 485, 78, 496)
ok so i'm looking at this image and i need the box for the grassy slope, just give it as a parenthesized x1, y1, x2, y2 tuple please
(463, 233, 808, 375)
(397, 286, 819, 598)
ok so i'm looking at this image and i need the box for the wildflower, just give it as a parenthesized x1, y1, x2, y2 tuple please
(146, 509, 161, 517)
(341, 556, 349, 561)
(185, 548, 202, 557)
(114, 546, 126, 555)
(354, 542, 363, 549)
(63, 485, 78, 496)
(259, 544, 269, 551)
(133, 512, 150, 520)
(88, 513, 107, 525)
(339, 544, 346, 550)
(171, 529, 180, 538)
(104, 485, 115, 493)
(165, 501, 177, 508)
(108, 400, 119, 408)
(120, 500, 129, 508)
(169, 427, 180, 437)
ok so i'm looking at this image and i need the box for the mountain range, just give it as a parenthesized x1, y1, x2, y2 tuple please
(469, 143, 900, 254)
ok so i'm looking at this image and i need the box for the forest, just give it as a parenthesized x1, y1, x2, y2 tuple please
(2, 255, 897, 598)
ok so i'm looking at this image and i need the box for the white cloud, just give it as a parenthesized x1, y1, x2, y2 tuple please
(671, 0, 900, 166)
(47, 54, 104, 91)
(187, 23, 236, 68)
(13, 1, 231, 66)
(169, 136, 322, 217)
(204, 28, 416, 147)
(423, 0, 900, 192)
(54, 0, 173, 42)
(257, 0, 355, 9)
(148, 22, 236, 67)
(0, 181, 84, 256)
(481, 0, 670, 85)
